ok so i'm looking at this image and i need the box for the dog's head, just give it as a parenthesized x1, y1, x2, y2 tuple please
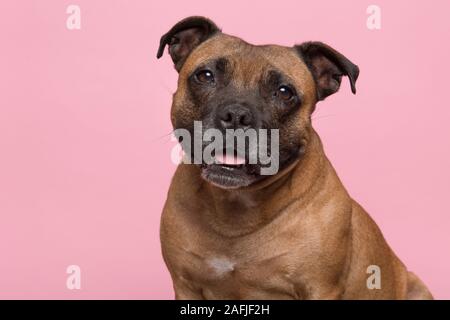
(157, 16, 359, 189)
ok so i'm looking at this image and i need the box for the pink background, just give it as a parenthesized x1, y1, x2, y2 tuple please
(0, 0, 449, 299)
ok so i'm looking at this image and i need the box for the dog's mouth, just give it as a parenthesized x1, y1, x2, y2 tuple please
(200, 152, 260, 189)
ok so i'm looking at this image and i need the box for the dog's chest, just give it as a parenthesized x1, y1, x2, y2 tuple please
(179, 242, 301, 299)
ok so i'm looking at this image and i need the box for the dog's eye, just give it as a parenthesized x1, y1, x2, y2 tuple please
(195, 70, 215, 84)
(277, 85, 294, 101)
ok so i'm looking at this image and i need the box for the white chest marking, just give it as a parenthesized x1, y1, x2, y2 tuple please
(207, 257, 236, 277)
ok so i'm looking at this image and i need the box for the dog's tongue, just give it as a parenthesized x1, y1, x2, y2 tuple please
(215, 153, 246, 165)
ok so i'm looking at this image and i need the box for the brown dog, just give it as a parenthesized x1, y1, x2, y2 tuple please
(157, 16, 433, 299)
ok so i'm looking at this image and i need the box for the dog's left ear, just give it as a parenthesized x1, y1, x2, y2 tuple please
(157, 16, 221, 72)
(295, 42, 359, 101)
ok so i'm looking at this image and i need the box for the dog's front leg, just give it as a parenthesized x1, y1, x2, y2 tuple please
(294, 281, 345, 300)
(173, 279, 204, 300)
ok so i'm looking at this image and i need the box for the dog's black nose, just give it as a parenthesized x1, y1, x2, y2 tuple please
(217, 104, 254, 130)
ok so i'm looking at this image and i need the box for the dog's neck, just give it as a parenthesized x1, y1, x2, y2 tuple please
(203, 130, 330, 237)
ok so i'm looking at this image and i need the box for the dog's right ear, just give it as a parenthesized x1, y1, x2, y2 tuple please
(157, 16, 221, 72)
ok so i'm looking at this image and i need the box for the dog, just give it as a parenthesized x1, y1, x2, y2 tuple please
(157, 16, 433, 300)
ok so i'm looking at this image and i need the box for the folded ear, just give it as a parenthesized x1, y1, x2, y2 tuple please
(295, 42, 359, 101)
(157, 16, 221, 72)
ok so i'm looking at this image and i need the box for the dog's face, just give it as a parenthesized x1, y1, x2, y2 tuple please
(157, 17, 359, 189)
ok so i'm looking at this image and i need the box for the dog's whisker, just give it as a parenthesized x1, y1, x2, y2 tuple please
(151, 130, 176, 143)
(311, 114, 339, 121)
